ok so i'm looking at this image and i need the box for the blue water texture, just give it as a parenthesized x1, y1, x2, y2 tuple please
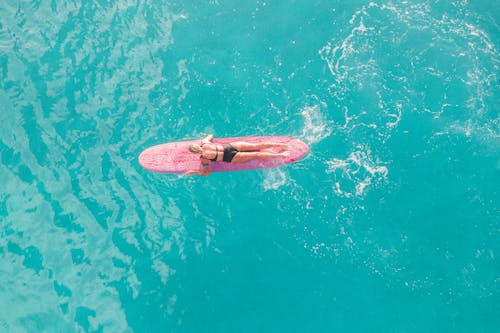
(0, 0, 498, 332)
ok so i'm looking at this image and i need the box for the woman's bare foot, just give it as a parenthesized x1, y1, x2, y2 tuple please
(280, 151, 290, 157)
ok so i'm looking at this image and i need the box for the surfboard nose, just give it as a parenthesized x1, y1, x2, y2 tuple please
(138, 150, 150, 168)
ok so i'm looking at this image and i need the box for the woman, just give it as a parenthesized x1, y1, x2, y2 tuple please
(185, 134, 289, 176)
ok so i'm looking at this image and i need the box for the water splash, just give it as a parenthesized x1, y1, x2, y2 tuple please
(299, 96, 332, 145)
(262, 168, 288, 191)
(326, 146, 388, 197)
(320, 0, 498, 146)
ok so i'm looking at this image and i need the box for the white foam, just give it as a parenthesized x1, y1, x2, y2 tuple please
(262, 168, 287, 191)
(300, 100, 332, 145)
(326, 147, 388, 197)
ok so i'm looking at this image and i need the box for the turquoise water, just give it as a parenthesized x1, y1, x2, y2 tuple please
(0, 0, 498, 332)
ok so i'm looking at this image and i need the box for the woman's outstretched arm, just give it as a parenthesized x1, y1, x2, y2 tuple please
(201, 134, 214, 144)
(185, 158, 211, 176)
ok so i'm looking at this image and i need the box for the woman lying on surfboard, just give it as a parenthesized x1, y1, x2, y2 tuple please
(185, 134, 289, 176)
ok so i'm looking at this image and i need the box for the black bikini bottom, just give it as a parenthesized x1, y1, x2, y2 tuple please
(223, 144, 238, 162)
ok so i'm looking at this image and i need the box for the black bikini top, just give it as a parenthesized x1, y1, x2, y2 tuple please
(200, 143, 218, 162)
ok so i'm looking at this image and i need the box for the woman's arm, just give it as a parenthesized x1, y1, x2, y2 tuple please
(201, 134, 214, 144)
(185, 158, 211, 176)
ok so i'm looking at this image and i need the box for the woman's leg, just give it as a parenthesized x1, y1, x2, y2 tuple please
(230, 141, 288, 152)
(231, 151, 288, 163)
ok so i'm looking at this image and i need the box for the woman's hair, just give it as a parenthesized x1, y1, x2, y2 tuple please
(188, 144, 202, 154)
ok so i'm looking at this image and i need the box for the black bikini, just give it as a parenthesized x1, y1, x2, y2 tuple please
(222, 144, 238, 162)
(201, 143, 219, 162)
(201, 143, 238, 162)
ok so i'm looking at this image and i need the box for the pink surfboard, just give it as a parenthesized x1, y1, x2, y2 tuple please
(139, 136, 309, 174)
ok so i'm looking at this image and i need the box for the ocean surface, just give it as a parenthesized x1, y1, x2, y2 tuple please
(0, 0, 498, 332)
